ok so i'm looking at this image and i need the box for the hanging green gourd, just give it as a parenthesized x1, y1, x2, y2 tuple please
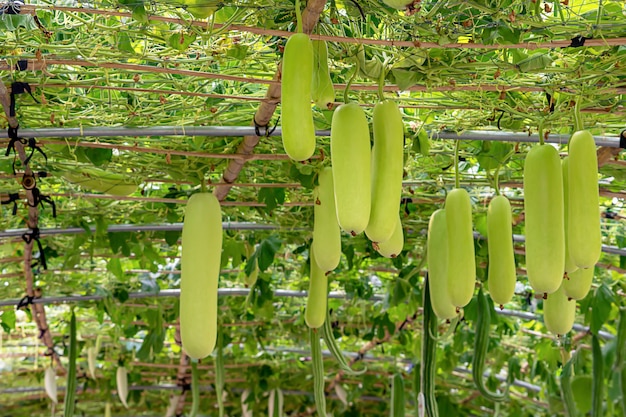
(562, 157, 579, 275)
(523, 134, 564, 297)
(427, 209, 457, 321)
(365, 80, 404, 243)
(567, 103, 601, 269)
(312, 167, 341, 272)
(487, 194, 516, 309)
(446, 142, 476, 308)
(311, 40, 335, 110)
(281, 0, 315, 161)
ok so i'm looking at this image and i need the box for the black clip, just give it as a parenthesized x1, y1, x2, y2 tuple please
(619, 130, 626, 149)
(10, 82, 39, 117)
(22, 227, 47, 270)
(1, 192, 20, 215)
(0, 1, 23, 15)
(253, 115, 279, 137)
(545, 92, 555, 113)
(568, 35, 588, 48)
(16, 294, 34, 311)
(23, 137, 48, 166)
(15, 60, 28, 71)
(30, 186, 56, 218)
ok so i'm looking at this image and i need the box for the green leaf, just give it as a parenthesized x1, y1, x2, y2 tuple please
(257, 187, 285, 212)
(107, 258, 124, 280)
(257, 235, 282, 272)
(164, 230, 181, 247)
(168, 32, 197, 52)
(84, 148, 113, 167)
(112, 287, 129, 303)
(1, 309, 16, 332)
(476, 141, 512, 171)
(390, 69, 421, 91)
(590, 284, 615, 333)
(109, 232, 131, 256)
(516, 53, 553, 73)
(226, 44, 249, 60)
(117, 32, 134, 54)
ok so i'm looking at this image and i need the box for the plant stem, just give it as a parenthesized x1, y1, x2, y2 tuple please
(295, 0, 303, 34)
(538, 119, 545, 145)
(454, 140, 461, 189)
(343, 59, 359, 104)
(574, 98, 583, 132)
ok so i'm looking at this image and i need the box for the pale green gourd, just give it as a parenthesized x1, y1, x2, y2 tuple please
(376, 216, 404, 258)
(487, 195, 516, 307)
(305, 248, 328, 329)
(312, 167, 341, 272)
(543, 283, 576, 336)
(311, 40, 335, 109)
(281, 33, 315, 161)
(445, 188, 476, 308)
(365, 100, 404, 243)
(427, 209, 457, 320)
(523, 144, 564, 296)
(180, 192, 223, 359)
(331, 103, 371, 236)
(563, 266, 594, 301)
(562, 157, 579, 275)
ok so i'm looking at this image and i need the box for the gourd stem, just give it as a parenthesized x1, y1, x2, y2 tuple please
(377, 59, 389, 102)
(295, 0, 303, 34)
(574, 98, 583, 132)
(344, 59, 359, 104)
(538, 119, 545, 145)
(454, 140, 461, 189)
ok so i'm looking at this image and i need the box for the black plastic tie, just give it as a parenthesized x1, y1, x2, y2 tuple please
(15, 60, 28, 71)
(5, 126, 19, 158)
(253, 115, 279, 137)
(1, 1, 23, 14)
(10, 82, 39, 117)
(23, 137, 47, 166)
(30, 187, 56, 218)
(21, 227, 47, 270)
(569, 35, 588, 48)
(1, 192, 20, 215)
(16, 295, 34, 311)
(619, 130, 626, 149)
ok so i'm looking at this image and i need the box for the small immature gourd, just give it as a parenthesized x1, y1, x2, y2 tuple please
(180, 192, 223, 359)
(445, 188, 476, 308)
(311, 40, 335, 109)
(563, 267, 594, 301)
(331, 102, 371, 236)
(312, 167, 341, 272)
(568, 130, 601, 268)
(376, 216, 404, 258)
(427, 209, 457, 320)
(543, 283, 576, 336)
(523, 144, 564, 296)
(365, 100, 404, 244)
(487, 195, 516, 308)
(281, 33, 315, 161)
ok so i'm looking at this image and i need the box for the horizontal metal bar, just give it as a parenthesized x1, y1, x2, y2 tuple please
(0, 125, 621, 147)
(0, 288, 613, 340)
(433, 130, 621, 147)
(0, 222, 298, 238)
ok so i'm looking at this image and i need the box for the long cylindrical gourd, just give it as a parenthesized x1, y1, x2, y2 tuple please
(562, 157, 579, 275)
(563, 266, 594, 301)
(281, 33, 315, 161)
(105, 402, 112, 417)
(87, 346, 97, 379)
(331, 102, 371, 235)
(420, 277, 439, 417)
(390, 373, 406, 417)
(524, 144, 565, 296)
(427, 210, 457, 320)
(62, 167, 137, 196)
(312, 167, 341, 272)
(44, 367, 57, 403)
(116, 366, 129, 408)
(365, 100, 405, 243)
(543, 283, 576, 336)
(568, 130, 601, 268)
(445, 188, 476, 308)
(180, 192, 223, 359)
(311, 40, 335, 109)
(376, 216, 404, 258)
(305, 248, 328, 329)
(487, 195, 517, 308)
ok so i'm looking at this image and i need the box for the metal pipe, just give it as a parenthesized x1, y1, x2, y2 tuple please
(0, 222, 300, 238)
(0, 289, 614, 340)
(0, 126, 621, 147)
